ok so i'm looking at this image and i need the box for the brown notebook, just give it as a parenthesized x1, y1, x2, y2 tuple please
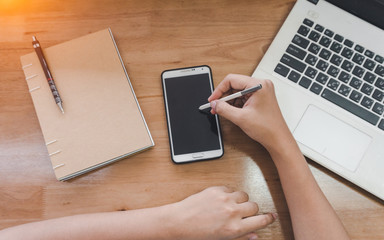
(20, 28, 154, 181)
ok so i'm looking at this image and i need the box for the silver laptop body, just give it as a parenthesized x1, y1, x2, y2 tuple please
(252, 0, 384, 200)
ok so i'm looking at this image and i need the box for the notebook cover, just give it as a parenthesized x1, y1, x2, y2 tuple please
(20, 28, 154, 181)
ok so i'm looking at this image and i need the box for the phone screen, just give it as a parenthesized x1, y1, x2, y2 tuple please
(163, 73, 221, 156)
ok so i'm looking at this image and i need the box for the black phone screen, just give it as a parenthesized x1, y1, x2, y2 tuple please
(164, 73, 221, 155)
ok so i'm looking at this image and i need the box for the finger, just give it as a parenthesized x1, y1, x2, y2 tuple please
(210, 100, 244, 126)
(208, 74, 255, 102)
(238, 201, 259, 217)
(236, 233, 258, 240)
(241, 213, 277, 233)
(231, 191, 249, 203)
(223, 186, 235, 193)
(244, 233, 259, 240)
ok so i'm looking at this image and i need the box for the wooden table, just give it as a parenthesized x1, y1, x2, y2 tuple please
(1, 0, 383, 239)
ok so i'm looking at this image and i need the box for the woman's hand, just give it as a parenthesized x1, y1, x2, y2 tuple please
(170, 186, 277, 240)
(208, 74, 293, 155)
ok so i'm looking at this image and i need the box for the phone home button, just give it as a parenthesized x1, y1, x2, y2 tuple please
(192, 153, 205, 159)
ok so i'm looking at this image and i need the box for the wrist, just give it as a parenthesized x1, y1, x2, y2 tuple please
(264, 132, 303, 167)
(156, 203, 181, 240)
(124, 203, 181, 240)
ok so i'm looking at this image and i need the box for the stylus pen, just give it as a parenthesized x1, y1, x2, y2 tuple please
(32, 36, 64, 114)
(199, 84, 262, 110)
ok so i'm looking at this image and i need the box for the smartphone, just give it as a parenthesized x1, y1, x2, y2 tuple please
(161, 65, 224, 163)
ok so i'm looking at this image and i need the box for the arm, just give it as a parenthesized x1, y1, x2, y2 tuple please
(209, 74, 350, 240)
(0, 186, 276, 240)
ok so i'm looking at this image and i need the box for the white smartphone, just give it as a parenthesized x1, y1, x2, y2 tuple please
(161, 65, 224, 163)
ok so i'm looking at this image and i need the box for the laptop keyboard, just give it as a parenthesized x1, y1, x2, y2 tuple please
(274, 18, 384, 131)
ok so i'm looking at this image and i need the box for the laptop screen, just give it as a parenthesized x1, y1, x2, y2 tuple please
(325, 0, 384, 30)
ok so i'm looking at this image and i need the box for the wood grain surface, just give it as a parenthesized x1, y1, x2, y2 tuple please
(0, 0, 383, 239)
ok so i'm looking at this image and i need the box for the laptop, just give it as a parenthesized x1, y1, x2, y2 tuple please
(252, 0, 384, 200)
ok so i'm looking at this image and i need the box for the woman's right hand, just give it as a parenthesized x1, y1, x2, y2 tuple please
(208, 74, 294, 154)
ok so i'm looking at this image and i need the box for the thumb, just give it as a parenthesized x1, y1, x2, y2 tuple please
(211, 100, 243, 125)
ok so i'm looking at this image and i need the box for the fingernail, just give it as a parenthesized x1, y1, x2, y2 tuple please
(249, 235, 258, 240)
(210, 100, 217, 111)
(272, 213, 278, 220)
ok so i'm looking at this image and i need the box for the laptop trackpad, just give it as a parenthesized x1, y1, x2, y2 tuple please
(293, 105, 372, 172)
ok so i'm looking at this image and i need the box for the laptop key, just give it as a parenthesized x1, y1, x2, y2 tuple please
(316, 72, 329, 84)
(375, 65, 384, 77)
(327, 78, 340, 90)
(327, 66, 340, 78)
(281, 54, 306, 73)
(379, 119, 384, 131)
(308, 31, 321, 42)
(286, 44, 306, 60)
(330, 42, 342, 53)
(288, 70, 301, 83)
(319, 48, 331, 60)
(338, 71, 351, 83)
(372, 89, 384, 102)
(341, 47, 353, 59)
(364, 49, 374, 58)
(375, 78, 384, 90)
(338, 84, 351, 97)
(297, 25, 310, 37)
(361, 83, 374, 95)
(363, 59, 376, 71)
(310, 82, 323, 94)
(330, 54, 342, 66)
(352, 53, 365, 65)
(349, 77, 362, 89)
(308, 43, 321, 54)
(292, 35, 310, 49)
(299, 76, 312, 89)
(314, 24, 324, 33)
(363, 72, 376, 84)
(350, 90, 363, 103)
(305, 54, 318, 66)
(305, 66, 318, 79)
(274, 63, 290, 77)
(321, 88, 380, 125)
(361, 96, 374, 109)
(375, 55, 384, 64)
(319, 36, 331, 47)
(352, 65, 365, 78)
(316, 59, 328, 72)
(354, 44, 364, 53)
(324, 29, 334, 37)
(303, 18, 314, 27)
(334, 34, 344, 43)
(344, 39, 354, 48)
(372, 102, 384, 115)
(341, 60, 354, 72)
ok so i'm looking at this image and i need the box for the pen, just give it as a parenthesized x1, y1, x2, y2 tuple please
(32, 36, 64, 114)
(199, 84, 262, 110)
